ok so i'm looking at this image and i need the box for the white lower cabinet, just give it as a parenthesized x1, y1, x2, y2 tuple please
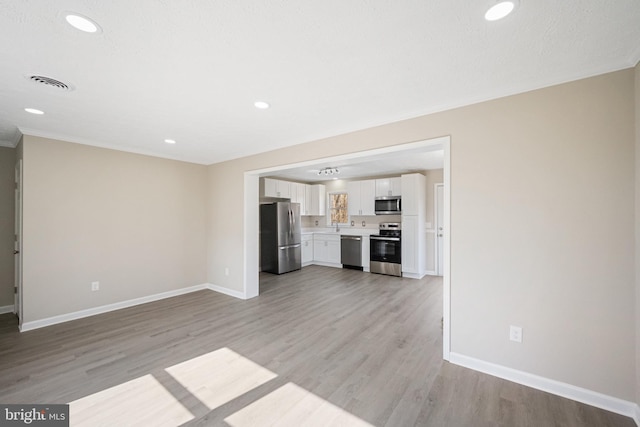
(362, 235, 370, 271)
(302, 234, 314, 266)
(402, 216, 424, 277)
(313, 234, 340, 265)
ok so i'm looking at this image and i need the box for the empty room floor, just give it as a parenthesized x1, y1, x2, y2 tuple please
(0, 266, 633, 426)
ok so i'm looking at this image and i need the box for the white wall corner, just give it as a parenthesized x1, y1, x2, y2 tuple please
(449, 353, 638, 422)
(206, 283, 247, 300)
(20, 284, 210, 332)
(0, 305, 14, 314)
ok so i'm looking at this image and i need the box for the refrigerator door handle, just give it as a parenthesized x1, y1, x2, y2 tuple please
(279, 244, 301, 249)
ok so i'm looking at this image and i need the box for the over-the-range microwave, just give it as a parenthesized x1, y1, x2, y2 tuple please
(374, 196, 401, 215)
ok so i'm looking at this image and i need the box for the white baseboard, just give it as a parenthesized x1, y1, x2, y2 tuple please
(402, 271, 428, 279)
(311, 261, 342, 268)
(0, 305, 14, 314)
(449, 352, 638, 422)
(205, 283, 246, 300)
(634, 403, 640, 426)
(20, 284, 210, 332)
(19, 283, 250, 333)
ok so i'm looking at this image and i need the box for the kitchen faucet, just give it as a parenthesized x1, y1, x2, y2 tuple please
(333, 221, 340, 232)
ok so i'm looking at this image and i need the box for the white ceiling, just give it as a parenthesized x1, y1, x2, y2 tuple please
(0, 1, 639, 165)
(272, 149, 444, 183)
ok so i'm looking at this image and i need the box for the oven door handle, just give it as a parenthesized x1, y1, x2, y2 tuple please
(370, 236, 400, 242)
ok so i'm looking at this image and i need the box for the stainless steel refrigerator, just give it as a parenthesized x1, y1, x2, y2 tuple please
(260, 202, 302, 274)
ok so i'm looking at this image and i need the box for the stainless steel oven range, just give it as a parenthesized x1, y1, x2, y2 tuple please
(370, 222, 401, 277)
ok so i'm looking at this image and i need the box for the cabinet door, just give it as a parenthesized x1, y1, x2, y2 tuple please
(347, 181, 361, 216)
(302, 238, 313, 264)
(389, 177, 402, 196)
(313, 239, 327, 262)
(401, 174, 417, 215)
(263, 178, 279, 197)
(327, 240, 341, 264)
(278, 180, 291, 199)
(362, 236, 370, 269)
(402, 216, 418, 273)
(289, 182, 298, 203)
(303, 185, 312, 216)
(308, 184, 326, 216)
(375, 179, 391, 197)
(316, 184, 326, 216)
(360, 180, 376, 215)
(295, 183, 306, 212)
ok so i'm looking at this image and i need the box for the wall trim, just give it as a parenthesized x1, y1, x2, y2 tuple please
(310, 261, 342, 269)
(20, 284, 210, 332)
(0, 140, 18, 148)
(0, 305, 14, 314)
(403, 272, 427, 279)
(18, 282, 250, 333)
(206, 283, 246, 300)
(449, 352, 638, 422)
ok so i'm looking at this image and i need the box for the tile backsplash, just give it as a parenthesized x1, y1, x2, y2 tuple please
(301, 215, 401, 228)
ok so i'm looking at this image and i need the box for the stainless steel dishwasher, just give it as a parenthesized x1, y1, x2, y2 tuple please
(341, 235, 363, 270)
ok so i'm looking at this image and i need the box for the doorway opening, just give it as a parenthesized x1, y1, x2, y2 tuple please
(244, 136, 451, 359)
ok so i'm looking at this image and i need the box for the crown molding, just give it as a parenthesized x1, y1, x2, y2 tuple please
(18, 127, 207, 165)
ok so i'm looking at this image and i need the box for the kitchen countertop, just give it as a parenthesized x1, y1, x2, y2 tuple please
(302, 228, 378, 236)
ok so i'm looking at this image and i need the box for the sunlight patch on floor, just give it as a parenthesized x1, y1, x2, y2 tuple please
(68, 374, 194, 426)
(165, 347, 277, 411)
(224, 382, 374, 427)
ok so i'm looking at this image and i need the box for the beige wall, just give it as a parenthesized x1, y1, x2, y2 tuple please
(22, 136, 208, 323)
(207, 69, 635, 400)
(0, 147, 16, 307)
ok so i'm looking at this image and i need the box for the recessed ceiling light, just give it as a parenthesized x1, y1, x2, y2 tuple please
(254, 101, 270, 109)
(24, 108, 44, 115)
(164, 139, 176, 144)
(65, 13, 101, 33)
(485, 1, 516, 21)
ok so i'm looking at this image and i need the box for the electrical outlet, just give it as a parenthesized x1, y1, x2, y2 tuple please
(225, 267, 229, 276)
(509, 325, 522, 343)
(91, 281, 100, 291)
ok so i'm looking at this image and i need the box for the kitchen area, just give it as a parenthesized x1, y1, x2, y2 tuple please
(259, 156, 444, 280)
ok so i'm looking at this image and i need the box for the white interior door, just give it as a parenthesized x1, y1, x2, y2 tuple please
(436, 183, 444, 276)
(14, 160, 22, 319)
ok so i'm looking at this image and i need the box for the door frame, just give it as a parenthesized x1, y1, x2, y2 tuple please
(243, 136, 452, 360)
(435, 183, 444, 276)
(14, 159, 23, 322)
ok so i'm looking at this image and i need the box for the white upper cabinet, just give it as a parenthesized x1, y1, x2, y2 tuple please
(375, 177, 402, 197)
(307, 184, 326, 216)
(400, 173, 426, 216)
(263, 178, 291, 199)
(291, 182, 306, 213)
(348, 179, 375, 216)
(262, 178, 324, 216)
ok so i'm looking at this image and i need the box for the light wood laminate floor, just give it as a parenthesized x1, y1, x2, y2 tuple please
(0, 266, 633, 426)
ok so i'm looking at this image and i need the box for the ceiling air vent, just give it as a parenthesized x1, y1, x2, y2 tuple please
(28, 75, 72, 91)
